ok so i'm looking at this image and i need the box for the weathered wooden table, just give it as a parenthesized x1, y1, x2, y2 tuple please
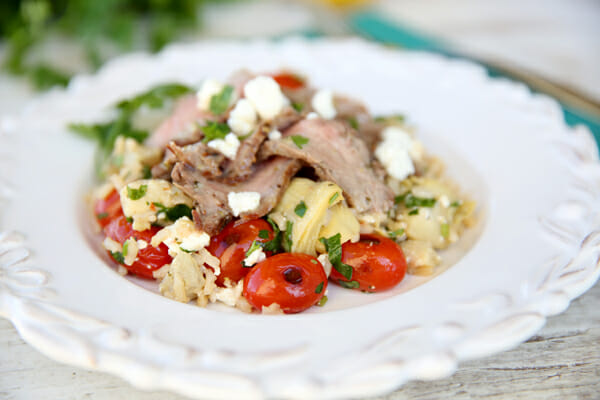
(1, 282, 598, 399)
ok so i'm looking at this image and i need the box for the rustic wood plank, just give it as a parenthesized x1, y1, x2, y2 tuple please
(1, 282, 598, 399)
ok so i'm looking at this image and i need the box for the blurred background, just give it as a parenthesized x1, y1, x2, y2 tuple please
(0, 0, 599, 119)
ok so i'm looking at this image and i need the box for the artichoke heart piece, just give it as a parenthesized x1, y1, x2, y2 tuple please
(316, 204, 360, 253)
(269, 178, 358, 256)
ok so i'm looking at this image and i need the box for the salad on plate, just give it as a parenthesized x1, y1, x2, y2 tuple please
(73, 70, 475, 314)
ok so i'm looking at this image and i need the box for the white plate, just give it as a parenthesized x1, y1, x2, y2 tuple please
(1, 38, 599, 400)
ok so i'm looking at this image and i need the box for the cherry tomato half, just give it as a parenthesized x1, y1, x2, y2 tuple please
(272, 73, 305, 90)
(104, 215, 172, 278)
(94, 188, 123, 228)
(243, 253, 327, 313)
(331, 234, 406, 292)
(207, 219, 275, 287)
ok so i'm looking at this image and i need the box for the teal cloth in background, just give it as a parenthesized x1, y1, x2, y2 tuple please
(349, 11, 600, 144)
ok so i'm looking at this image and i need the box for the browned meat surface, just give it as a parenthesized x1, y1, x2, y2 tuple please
(258, 119, 393, 213)
(172, 157, 301, 235)
(334, 96, 383, 152)
(168, 142, 225, 178)
(148, 95, 212, 148)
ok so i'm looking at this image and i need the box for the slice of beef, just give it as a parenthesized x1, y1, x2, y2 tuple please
(224, 106, 303, 182)
(172, 157, 301, 235)
(258, 119, 393, 213)
(148, 95, 212, 148)
(168, 141, 225, 178)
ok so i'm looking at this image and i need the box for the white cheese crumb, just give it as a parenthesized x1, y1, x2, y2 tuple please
(243, 247, 266, 267)
(227, 191, 261, 216)
(103, 237, 122, 253)
(439, 195, 450, 208)
(207, 132, 240, 160)
(268, 129, 282, 140)
(375, 126, 416, 181)
(196, 79, 224, 111)
(228, 99, 257, 136)
(311, 89, 336, 119)
(151, 217, 210, 257)
(306, 112, 319, 120)
(137, 240, 148, 250)
(317, 253, 333, 277)
(243, 76, 288, 121)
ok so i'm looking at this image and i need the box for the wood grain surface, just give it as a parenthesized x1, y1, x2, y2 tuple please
(1, 282, 598, 399)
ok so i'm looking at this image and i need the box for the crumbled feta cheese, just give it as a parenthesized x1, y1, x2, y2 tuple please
(375, 126, 416, 181)
(306, 112, 319, 120)
(243, 247, 266, 267)
(261, 303, 284, 314)
(123, 238, 139, 266)
(311, 89, 336, 119)
(243, 76, 288, 121)
(317, 253, 333, 277)
(227, 191, 261, 216)
(228, 99, 257, 136)
(438, 195, 450, 208)
(103, 237, 122, 253)
(151, 217, 210, 257)
(137, 240, 148, 250)
(196, 79, 224, 111)
(207, 132, 240, 159)
(120, 179, 193, 231)
(268, 129, 282, 140)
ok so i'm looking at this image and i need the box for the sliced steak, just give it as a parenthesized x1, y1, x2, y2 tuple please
(172, 157, 301, 235)
(168, 141, 225, 178)
(258, 119, 393, 213)
(148, 95, 212, 148)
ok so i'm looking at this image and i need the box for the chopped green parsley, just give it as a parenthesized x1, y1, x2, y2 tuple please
(328, 192, 340, 206)
(319, 233, 353, 280)
(294, 201, 307, 217)
(290, 135, 309, 149)
(201, 121, 230, 143)
(315, 281, 324, 294)
(127, 184, 147, 200)
(209, 85, 234, 115)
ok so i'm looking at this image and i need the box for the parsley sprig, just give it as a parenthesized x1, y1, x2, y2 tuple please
(319, 233, 353, 281)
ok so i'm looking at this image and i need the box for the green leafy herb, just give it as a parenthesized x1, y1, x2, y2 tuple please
(96, 212, 108, 220)
(127, 184, 147, 200)
(294, 201, 307, 217)
(258, 230, 270, 239)
(142, 165, 152, 179)
(440, 223, 450, 239)
(450, 200, 461, 208)
(116, 83, 194, 114)
(347, 117, 359, 130)
(388, 228, 405, 239)
(245, 240, 262, 258)
(111, 251, 125, 264)
(261, 218, 282, 253)
(328, 192, 340, 206)
(315, 281, 324, 294)
(291, 102, 304, 112)
(374, 114, 405, 123)
(290, 135, 309, 149)
(317, 295, 328, 307)
(395, 192, 437, 208)
(319, 233, 353, 280)
(125, 216, 133, 224)
(338, 280, 360, 289)
(209, 85, 234, 115)
(122, 239, 131, 257)
(408, 208, 419, 216)
(179, 247, 194, 253)
(153, 203, 193, 221)
(201, 121, 230, 143)
(282, 220, 294, 253)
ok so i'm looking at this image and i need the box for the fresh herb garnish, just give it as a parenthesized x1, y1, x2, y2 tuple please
(315, 281, 324, 294)
(338, 280, 360, 289)
(328, 192, 340, 206)
(209, 85, 234, 115)
(245, 240, 262, 258)
(347, 117, 359, 130)
(142, 165, 152, 179)
(127, 184, 147, 200)
(374, 114, 405, 123)
(317, 295, 328, 307)
(408, 208, 419, 216)
(125, 216, 133, 223)
(319, 233, 353, 280)
(290, 135, 309, 149)
(152, 202, 193, 221)
(201, 121, 230, 143)
(116, 84, 194, 114)
(388, 228, 405, 239)
(291, 102, 304, 112)
(111, 251, 125, 264)
(258, 229, 270, 239)
(395, 192, 436, 208)
(440, 223, 450, 239)
(450, 200, 461, 208)
(122, 240, 130, 257)
(261, 218, 282, 253)
(282, 220, 294, 252)
(294, 201, 307, 217)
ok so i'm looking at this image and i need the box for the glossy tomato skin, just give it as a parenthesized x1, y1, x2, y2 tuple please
(104, 215, 172, 279)
(331, 234, 407, 292)
(207, 219, 274, 287)
(243, 253, 327, 313)
(94, 189, 123, 228)
(272, 73, 305, 90)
